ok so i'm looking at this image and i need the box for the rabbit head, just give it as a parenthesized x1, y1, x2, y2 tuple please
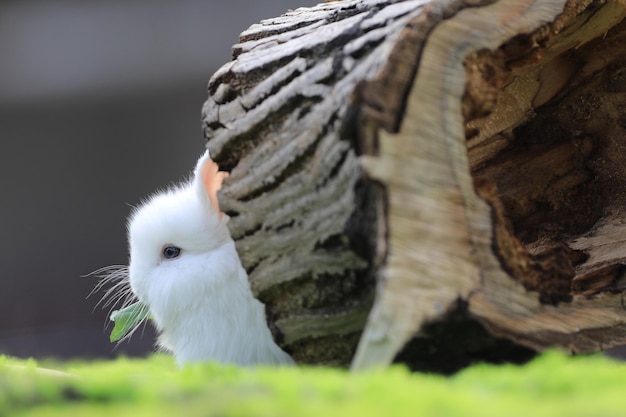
(121, 151, 293, 366)
(128, 152, 232, 313)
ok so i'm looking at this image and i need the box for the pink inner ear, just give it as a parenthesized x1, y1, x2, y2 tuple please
(200, 157, 228, 216)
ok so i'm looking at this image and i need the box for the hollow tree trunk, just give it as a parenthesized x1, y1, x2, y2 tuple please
(202, 0, 626, 372)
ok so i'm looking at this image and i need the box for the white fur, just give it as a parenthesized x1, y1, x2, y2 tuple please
(127, 151, 294, 366)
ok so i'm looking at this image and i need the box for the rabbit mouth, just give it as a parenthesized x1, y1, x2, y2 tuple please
(108, 301, 152, 342)
(88, 264, 151, 343)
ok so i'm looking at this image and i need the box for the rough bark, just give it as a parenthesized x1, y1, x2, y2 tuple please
(202, 0, 626, 372)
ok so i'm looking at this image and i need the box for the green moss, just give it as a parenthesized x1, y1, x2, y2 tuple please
(1, 351, 624, 416)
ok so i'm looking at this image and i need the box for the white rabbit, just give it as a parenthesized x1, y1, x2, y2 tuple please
(103, 151, 294, 366)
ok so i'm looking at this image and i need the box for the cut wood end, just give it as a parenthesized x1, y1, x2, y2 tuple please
(468, 5, 626, 302)
(462, 0, 626, 352)
(355, 0, 626, 370)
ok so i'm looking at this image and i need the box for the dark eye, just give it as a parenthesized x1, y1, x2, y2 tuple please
(162, 246, 181, 259)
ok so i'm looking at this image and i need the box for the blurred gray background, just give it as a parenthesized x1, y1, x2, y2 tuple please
(0, 0, 307, 360)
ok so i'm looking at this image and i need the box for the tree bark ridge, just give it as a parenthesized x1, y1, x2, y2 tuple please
(204, 0, 445, 364)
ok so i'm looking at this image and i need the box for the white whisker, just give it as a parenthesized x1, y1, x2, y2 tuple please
(86, 264, 144, 341)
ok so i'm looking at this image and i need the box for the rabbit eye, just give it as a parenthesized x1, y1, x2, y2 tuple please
(162, 246, 181, 259)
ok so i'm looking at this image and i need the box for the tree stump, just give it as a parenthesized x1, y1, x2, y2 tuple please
(202, 0, 626, 372)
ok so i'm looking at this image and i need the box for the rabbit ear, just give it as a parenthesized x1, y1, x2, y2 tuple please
(194, 151, 228, 216)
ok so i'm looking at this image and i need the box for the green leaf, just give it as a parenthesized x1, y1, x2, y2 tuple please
(109, 302, 151, 342)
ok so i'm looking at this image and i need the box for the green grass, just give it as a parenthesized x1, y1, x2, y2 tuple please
(1, 351, 624, 416)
